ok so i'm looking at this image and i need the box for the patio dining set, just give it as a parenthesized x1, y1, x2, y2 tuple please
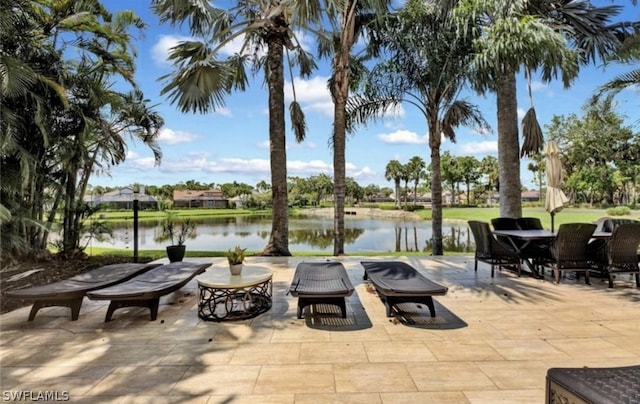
(468, 216, 640, 288)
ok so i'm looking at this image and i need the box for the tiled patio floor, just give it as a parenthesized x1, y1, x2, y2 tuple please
(1, 256, 638, 403)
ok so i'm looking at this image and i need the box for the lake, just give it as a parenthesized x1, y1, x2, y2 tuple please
(84, 214, 474, 253)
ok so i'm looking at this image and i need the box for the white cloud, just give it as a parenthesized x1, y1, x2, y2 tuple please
(215, 107, 233, 117)
(529, 80, 547, 92)
(286, 76, 330, 103)
(157, 128, 199, 145)
(285, 76, 333, 116)
(132, 156, 158, 169)
(218, 33, 251, 56)
(458, 140, 498, 155)
(284, 76, 405, 120)
(517, 107, 527, 119)
(257, 140, 318, 150)
(348, 165, 376, 182)
(288, 159, 333, 175)
(152, 35, 192, 67)
(378, 130, 427, 145)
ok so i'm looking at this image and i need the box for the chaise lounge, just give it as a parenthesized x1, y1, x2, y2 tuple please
(289, 261, 355, 319)
(4, 262, 162, 321)
(87, 261, 211, 321)
(360, 261, 448, 318)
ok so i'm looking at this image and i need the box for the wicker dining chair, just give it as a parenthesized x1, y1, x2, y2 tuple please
(468, 220, 522, 277)
(587, 218, 639, 270)
(595, 223, 640, 288)
(516, 217, 543, 230)
(491, 217, 521, 249)
(545, 223, 596, 285)
(514, 217, 550, 272)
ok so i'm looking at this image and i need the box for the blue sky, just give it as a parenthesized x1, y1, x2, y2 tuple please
(94, 1, 639, 191)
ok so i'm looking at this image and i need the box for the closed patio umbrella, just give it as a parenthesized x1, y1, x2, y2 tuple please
(544, 140, 568, 232)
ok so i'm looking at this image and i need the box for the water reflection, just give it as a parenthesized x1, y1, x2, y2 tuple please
(85, 214, 474, 253)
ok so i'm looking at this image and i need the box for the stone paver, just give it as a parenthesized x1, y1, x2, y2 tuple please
(1, 256, 638, 402)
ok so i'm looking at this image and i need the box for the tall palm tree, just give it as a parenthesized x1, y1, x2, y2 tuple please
(384, 160, 404, 209)
(151, 0, 318, 256)
(348, 0, 489, 255)
(407, 156, 426, 205)
(400, 163, 410, 208)
(454, 0, 631, 218)
(290, 0, 391, 255)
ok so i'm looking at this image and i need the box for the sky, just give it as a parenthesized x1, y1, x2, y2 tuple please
(93, 1, 640, 192)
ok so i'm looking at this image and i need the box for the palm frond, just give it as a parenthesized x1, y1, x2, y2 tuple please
(442, 100, 491, 143)
(289, 101, 306, 143)
(151, 0, 217, 36)
(346, 94, 401, 133)
(520, 107, 544, 157)
(593, 69, 640, 101)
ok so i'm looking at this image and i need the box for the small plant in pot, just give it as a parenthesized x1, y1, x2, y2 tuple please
(155, 213, 197, 262)
(226, 245, 246, 275)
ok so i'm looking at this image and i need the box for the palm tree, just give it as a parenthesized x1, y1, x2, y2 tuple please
(480, 156, 499, 205)
(407, 156, 426, 205)
(454, 0, 631, 218)
(593, 29, 640, 105)
(348, 0, 489, 255)
(151, 0, 319, 256)
(290, 0, 391, 255)
(1, 0, 159, 255)
(385, 160, 404, 209)
(400, 163, 411, 208)
(256, 180, 270, 193)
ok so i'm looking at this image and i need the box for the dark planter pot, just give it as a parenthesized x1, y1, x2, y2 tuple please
(166, 245, 186, 262)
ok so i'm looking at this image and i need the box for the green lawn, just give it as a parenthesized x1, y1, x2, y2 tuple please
(438, 206, 616, 229)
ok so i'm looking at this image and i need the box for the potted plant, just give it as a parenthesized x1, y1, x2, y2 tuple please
(226, 245, 246, 275)
(155, 213, 197, 262)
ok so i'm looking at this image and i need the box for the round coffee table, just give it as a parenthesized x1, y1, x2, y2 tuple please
(196, 266, 272, 322)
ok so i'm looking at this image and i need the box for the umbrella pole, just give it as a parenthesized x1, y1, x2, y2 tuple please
(551, 212, 555, 232)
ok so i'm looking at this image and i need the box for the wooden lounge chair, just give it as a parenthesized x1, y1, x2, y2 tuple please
(546, 364, 640, 404)
(4, 262, 162, 321)
(360, 261, 448, 318)
(288, 261, 355, 319)
(87, 261, 211, 321)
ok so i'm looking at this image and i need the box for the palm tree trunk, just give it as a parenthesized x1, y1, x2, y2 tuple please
(429, 120, 444, 256)
(332, 92, 347, 256)
(331, 2, 357, 256)
(497, 73, 522, 217)
(261, 37, 291, 256)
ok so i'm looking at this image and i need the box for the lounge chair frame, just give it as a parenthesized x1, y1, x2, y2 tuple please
(4, 262, 162, 321)
(87, 261, 210, 321)
(360, 261, 448, 318)
(289, 261, 355, 319)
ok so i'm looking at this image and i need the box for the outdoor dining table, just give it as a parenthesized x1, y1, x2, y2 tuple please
(491, 229, 611, 278)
